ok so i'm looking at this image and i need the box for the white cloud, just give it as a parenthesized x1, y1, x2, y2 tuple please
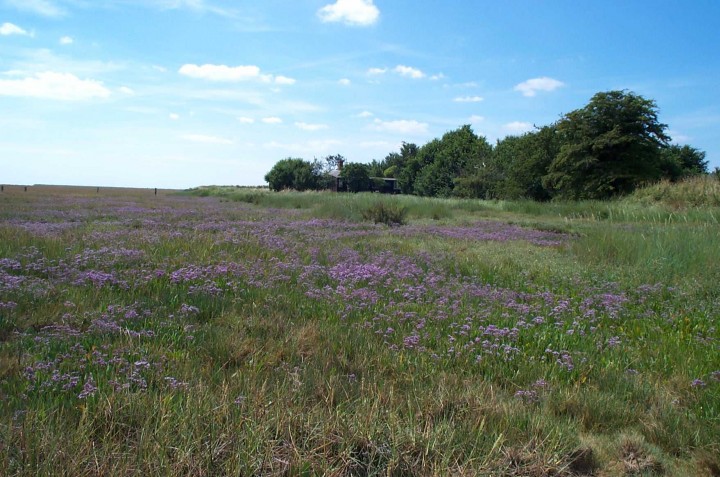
(181, 134, 233, 144)
(179, 64, 265, 81)
(148, 0, 236, 17)
(4, 0, 65, 17)
(262, 117, 282, 124)
(238, 117, 254, 124)
(0, 22, 30, 36)
(59, 36, 73, 45)
(430, 73, 445, 81)
(295, 122, 328, 131)
(338, 78, 351, 86)
(668, 130, 691, 143)
(469, 115, 485, 123)
(514, 77, 564, 97)
(356, 110, 373, 118)
(0, 71, 111, 101)
(367, 67, 387, 75)
(359, 140, 395, 148)
(454, 96, 484, 103)
(371, 119, 429, 135)
(264, 139, 343, 153)
(118, 86, 135, 95)
(394, 65, 425, 79)
(274, 75, 296, 85)
(169, 113, 180, 120)
(179, 64, 295, 85)
(503, 121, 533, 134)
(317, 0, 379, 26)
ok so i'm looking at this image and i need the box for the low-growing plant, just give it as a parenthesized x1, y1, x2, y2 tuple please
(361, 201, 408, 225)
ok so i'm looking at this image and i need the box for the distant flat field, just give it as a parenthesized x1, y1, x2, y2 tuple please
(1, 186, 718, 476)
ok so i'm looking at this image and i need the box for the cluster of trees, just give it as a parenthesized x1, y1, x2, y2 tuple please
(265, 90, 708, 200)
(264, 154, 376, 193)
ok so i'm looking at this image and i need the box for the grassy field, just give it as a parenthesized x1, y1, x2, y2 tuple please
(1, 184, 718, 476)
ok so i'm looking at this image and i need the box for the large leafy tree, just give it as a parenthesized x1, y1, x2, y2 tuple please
(340, 162, 371, 192)
(492, 125, 559, 201)
(411, 125, 492, 197)
(659, 144, 708, 181)
(264, 158, 319, 191)
(544, 90, 670, 199)
(398, 140, 437, 194)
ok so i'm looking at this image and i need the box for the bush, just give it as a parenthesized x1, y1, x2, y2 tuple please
(628, 176, 720, 208)
(361, 202, 408, 225)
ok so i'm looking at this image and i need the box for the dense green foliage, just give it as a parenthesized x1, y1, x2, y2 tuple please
(264, 157, 319, 191)
(340, 162, 371, 192)
(544, 91, 671, 199)
(659, 145, 709, 182)
(265, 91, 709, 201)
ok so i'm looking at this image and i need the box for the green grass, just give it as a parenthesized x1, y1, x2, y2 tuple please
(1, 184, 719, 476)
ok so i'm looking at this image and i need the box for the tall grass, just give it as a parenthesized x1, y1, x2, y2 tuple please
(187, 184, 720, 225)
(627, 175, 720, 208)
(1, 185, 718, 475)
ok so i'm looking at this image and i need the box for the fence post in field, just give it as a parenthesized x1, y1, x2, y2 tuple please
(155, 188, 157, 196)
(24, 186, 27, 192)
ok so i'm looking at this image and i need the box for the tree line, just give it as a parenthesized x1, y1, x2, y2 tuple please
(265, 90, 709, 200)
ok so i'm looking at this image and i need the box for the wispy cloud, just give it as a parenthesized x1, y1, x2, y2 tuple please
(368, 65, 426, 79)
(367, 67, 387, 75)
(394, 65, 424, 79)
(338, 78, 351, 86)
(181, 133, 233, 144)
(131, 0, 239, 18)
(238, 117, 254, 124)
(59, 36, 73, 45)
(0, 22, 31, 36)
(264, 139, 343, 153)
(453, 96, 483, 103)
(371, 118, 429, 135)
(0, 71, 110, 101)
(514, 77, 564, 97)
(503, 121, 533, 134)
(668, 130, 691, 143)
(274, 75, 296, 85)
(317, 0, 379, 26)
(4, 0, 65, 17)
(179, 64, 295, 85)
(261, 117, 282, 124)
(295, 122, 328, 131)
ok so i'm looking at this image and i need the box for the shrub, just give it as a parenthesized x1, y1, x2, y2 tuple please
(361, 202, 408, 225)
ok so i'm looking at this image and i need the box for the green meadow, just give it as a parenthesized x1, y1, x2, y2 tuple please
(0, 183, 718, 476)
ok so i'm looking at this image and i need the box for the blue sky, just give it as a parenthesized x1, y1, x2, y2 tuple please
(1, 0, 719, 188)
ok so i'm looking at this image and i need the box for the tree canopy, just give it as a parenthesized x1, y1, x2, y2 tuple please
(544, 90, 670, 199)
(264, 91, 708, 200)
(264, 158, 318, 192)
(340, 162, 371, 193)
